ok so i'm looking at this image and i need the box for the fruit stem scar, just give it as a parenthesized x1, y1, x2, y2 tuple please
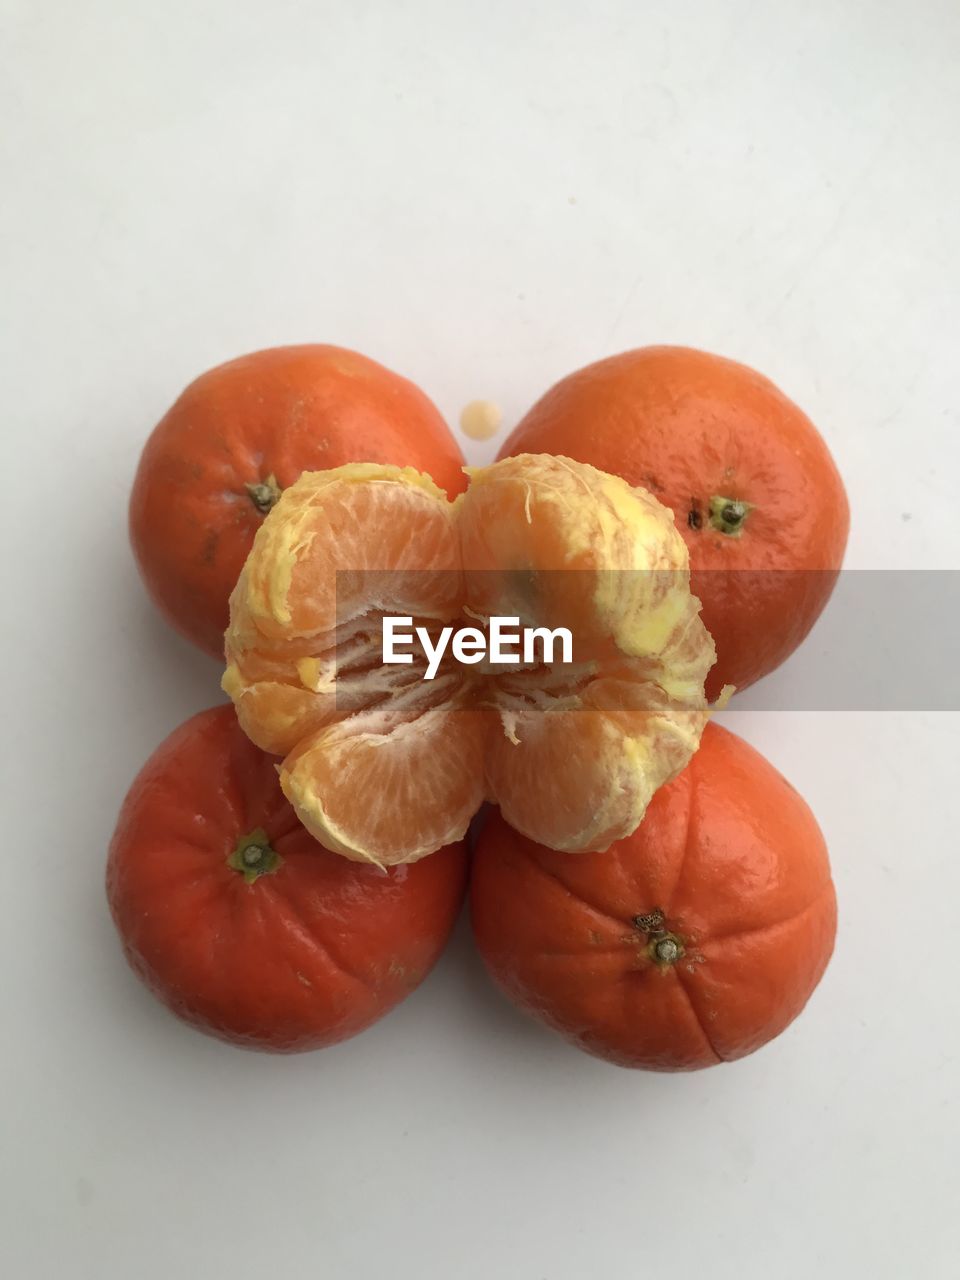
(648, 930, 685, 968)
(708, 494, 755, 536)
(227, 828, 282, 884)
(654, 937, 681, 964)
(633, 909, 685, 968)
(246, 473, 282, 515)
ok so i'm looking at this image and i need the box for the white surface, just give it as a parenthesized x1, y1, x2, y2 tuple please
(3, 2, 958, 1277)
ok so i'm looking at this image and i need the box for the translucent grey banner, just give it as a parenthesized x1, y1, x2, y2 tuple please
(331, 570, 960, 711)
(718, 570, 960, 711)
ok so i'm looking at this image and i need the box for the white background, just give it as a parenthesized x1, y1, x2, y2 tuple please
(3, 2, 958, 1276)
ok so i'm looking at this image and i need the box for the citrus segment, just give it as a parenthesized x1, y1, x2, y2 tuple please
(280, 705, 488, 867)
(224, 464, 463, 757)
(232, 463, 460, 641)
(457, 454, 699, 659)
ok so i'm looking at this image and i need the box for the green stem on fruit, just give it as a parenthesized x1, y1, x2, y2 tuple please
(708, 494, 754, 536)
(227, 828, 282, 884)
(246, 473, 282, 515)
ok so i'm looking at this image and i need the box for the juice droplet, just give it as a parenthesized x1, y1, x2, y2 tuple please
(459, 399, 503, 441)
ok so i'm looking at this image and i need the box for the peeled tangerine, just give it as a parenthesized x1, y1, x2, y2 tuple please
(222, 455, 717, 866)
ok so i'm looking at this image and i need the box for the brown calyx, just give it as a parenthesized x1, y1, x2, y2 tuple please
(245, 473, 282, 515)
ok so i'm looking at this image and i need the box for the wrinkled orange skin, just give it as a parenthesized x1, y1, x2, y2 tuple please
(107, 706, 467, 1052)
(471, 723, 836, 1070)
(130, 346, 467, 658)
(499, 347, 850, 697)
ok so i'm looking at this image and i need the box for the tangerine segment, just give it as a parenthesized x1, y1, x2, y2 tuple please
(224, 464, 464, 756)
(457, 454, 708, 673)
(485, 678, 706, 853)
(224, 613, 450, 756)
(232, 463, 461, 643)
(280, 705, 489, 867)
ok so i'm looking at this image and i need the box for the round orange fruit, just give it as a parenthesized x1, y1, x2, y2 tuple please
(471, 721, 837, 1070)
(130, 345, 467, 658)
(107, 706, 467, 1052)
(499, 347, 850, 697)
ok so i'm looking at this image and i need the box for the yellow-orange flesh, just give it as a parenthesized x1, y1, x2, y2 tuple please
(223, 456, 716, 866)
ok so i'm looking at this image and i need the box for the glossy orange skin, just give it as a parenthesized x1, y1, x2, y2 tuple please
(107, 706, 468, 1052)
(130, 346, 467, 658)
(499, 347, 850, 698)
(471, 723, 836, 1070)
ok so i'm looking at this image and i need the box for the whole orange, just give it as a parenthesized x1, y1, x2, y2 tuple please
(107, 706, 467, 1051)
(130, 345, 466, 658)
(471, 722, 837, 1070)
(499, 347, 849, 696)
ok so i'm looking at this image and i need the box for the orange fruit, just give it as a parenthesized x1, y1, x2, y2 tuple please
(223, 455, 716, 866)
(108, 705, 467, 1052)
(472, 722, 837, 1070)
(129, 345, 467, 658)
(499, 347, 849, 697)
